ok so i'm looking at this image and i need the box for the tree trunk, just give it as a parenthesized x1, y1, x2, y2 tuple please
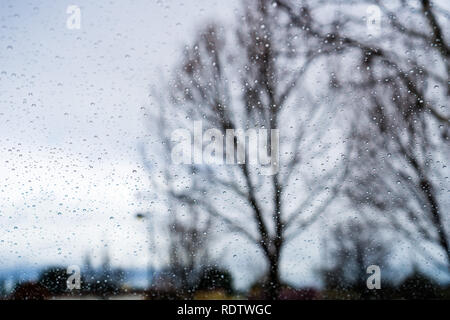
(420, 179, 450, 265)
(267, 254, 281, 300)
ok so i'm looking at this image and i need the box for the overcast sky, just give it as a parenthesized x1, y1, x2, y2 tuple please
(0, 0, 237, 268)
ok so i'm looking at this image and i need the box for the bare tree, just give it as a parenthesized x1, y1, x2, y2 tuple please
(139, 140, 212, 296)
(143, 0, 349, 298)
(319, 220, 389, 290)
(167, 205, 212, 295)
(276, 0, 449, 269)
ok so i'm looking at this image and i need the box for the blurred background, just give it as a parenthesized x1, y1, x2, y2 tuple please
(0, 0, 449, 299)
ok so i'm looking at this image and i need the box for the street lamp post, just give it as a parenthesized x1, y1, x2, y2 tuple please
(136, 211, 156, 289)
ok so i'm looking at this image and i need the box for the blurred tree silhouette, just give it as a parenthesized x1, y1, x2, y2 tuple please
(38, 266, 70, 295)
(144, 0, 349, 299)
(195, 266, 234, 295)
(82, 252, 125, 298)
(0, 278, 8, 299)
(319, 220, 389, 291)
(398, 270, 441, 299)
(11, 282, 49, 300)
